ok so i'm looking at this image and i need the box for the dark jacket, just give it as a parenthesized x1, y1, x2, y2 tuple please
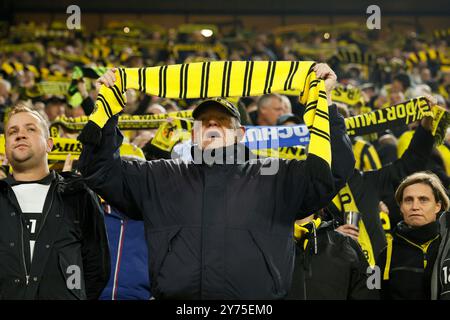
(328, 125, 435, 263)
(432, 211, 450, 300)
(379, 221, 440, 300)
(0, 171, 110, 300)
(288, 220, 379, 300)
(78, 105, 354, 299)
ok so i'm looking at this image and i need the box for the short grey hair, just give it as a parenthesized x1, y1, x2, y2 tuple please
(280, 95, 292, 113)
(256, 93, 283, 111)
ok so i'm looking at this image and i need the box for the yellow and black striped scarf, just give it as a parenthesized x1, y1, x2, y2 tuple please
(332, 184, 376, 267)
(352, 139, 382, 171)
(1, 61, 68, 81)
(405, 49, 445, 70)
(294, 217, 322, 251)
(79, 61, 332, 167)
(334, 48, 376, 66)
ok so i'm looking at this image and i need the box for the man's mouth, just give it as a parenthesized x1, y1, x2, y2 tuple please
(14, 144, 29, 149)
(205, 130, 222, 139)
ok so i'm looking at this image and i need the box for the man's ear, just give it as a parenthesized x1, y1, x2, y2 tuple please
(191, 128, 197, 143)
(236, 126, 246, 142)
(192, 120, 204, 145)
(192, 128, 203, 146)
(46, 137, 54, 153)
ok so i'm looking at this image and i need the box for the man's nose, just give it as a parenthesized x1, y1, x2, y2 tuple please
(207, 119, 219, 127)
(15, 129, 27, 140)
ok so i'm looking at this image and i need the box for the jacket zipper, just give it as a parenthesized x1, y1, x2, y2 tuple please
(112, 219, 126, 300)
(200, 167, 210, 299)
(200, 206, 205, 299)
(17, 182, 56, 285)
(20, 219, 30, 285)
(396, 233, 440, 268)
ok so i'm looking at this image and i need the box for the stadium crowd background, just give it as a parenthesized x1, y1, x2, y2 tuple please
(1, 10, 449, 163)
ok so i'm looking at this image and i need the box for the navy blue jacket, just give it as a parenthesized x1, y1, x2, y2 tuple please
(100, 205, 151, 300)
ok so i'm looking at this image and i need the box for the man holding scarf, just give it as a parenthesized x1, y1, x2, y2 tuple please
(78, 62, 355, 299)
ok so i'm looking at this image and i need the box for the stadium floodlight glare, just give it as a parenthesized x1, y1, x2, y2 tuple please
(201, 29, 214, 37)
(323, 32, 330, 39)
(124, 27, 130, 33)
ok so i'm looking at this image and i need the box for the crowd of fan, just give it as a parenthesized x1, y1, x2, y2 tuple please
(0, 20, 449, 300)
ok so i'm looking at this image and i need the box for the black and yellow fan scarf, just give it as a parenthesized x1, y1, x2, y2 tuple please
(405, 49, 443, 70)
(68, 66, 108, 107)
(78, 61, 332, 167)
(294, 218, 322, 252)
(332, 185, 375, 267)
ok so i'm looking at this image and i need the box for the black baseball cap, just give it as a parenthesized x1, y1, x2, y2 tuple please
(192, 98, 241, 122)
